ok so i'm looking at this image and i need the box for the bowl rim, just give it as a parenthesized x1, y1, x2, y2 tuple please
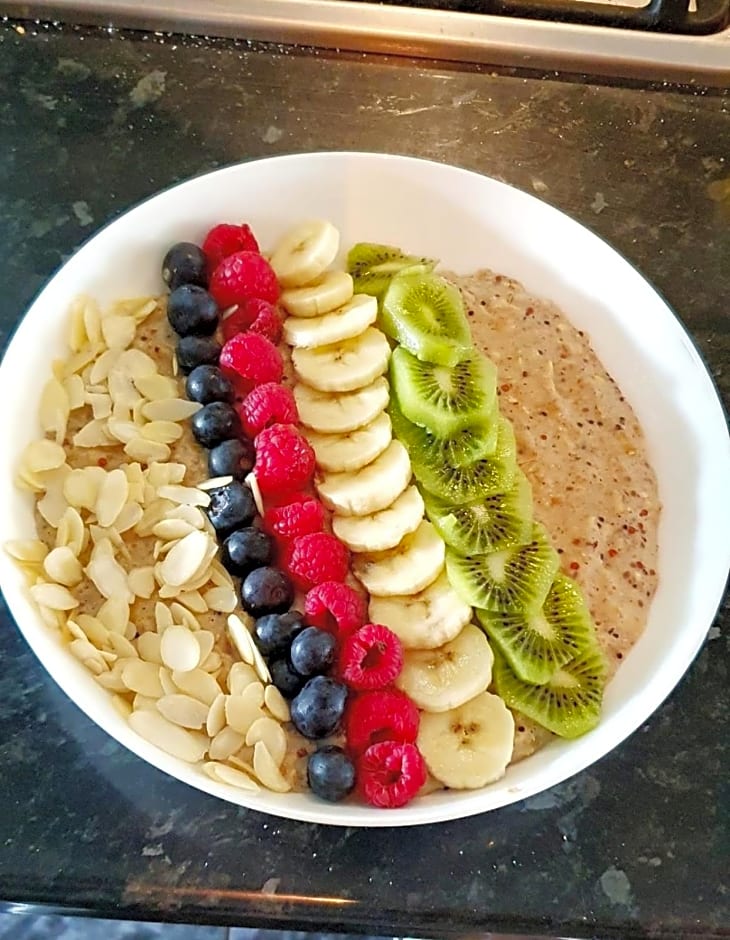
(1, 150, 729, 827)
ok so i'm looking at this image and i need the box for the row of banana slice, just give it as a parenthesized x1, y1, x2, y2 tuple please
(270, 221, 515, 790)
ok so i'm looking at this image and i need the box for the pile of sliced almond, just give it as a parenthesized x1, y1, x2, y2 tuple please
(6, 295, 293, 795)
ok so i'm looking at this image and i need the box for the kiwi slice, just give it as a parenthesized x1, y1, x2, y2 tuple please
(390, 346, 497, 437)
(347, 243, 437, 298)
(445, 523, 559, 612)
(389, 396, 499, 471)
(404, 415, 517, 503)
(491, 645, 606, 738)
(424, 470, 533, 555)
(381, 271, 471, 366)
(477, 574, 597, 684)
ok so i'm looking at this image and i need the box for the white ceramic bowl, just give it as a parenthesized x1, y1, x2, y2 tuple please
(1, 153, 728, 827)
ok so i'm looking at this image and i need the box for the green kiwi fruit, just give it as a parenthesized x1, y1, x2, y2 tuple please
(388, 396, 499, 471)
(477, 574, 597, 684)
(381, 271, 471, 366)
(445, 522, 559, 612)
(390, 346, 497, 437)
(347, 243, 437, 298)
(403, 415, 517, 503)
(423, 470, 533, 555)
(491, 645, 606, 738)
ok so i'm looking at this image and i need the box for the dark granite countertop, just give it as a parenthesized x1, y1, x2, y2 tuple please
(0, 19, 728, 940)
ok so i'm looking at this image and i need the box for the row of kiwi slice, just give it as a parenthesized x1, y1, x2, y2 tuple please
(347, 243, 607, 739)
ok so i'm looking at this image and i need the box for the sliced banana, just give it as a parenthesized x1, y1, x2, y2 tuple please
(292, 327, 390, 393)
(333, 485, 424, 553)
(270, 220, 340, 287)
(396, 623, 494, 712)
(368, 569, 472, 649)
(317, 439, 411, 516)
(293, 378, 390, 434)
(305, 411, 392, 474)
(352, 520, 445, 596)
(417, 691, 515, 789)
(284, 294, 377, 349)
(281, 270, 354, 318)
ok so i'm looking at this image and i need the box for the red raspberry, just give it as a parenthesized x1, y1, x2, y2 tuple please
(202, 223, 260, 271)
(253, 423, 315, 496)
(220, 333, 283, 391)
(283, 532, 349, 592)
(344, 688, 419, 755)
(304, 582, 367, 637)
(338, 623, 403, 691)
(262, 493, 325, 544)
(239, 383, 298, 437)
(357, 741, 427, 808)
(210, 250, 280, 308)
(248, 300, 282, 344)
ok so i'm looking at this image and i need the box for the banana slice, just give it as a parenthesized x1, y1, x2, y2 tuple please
(333, 485, 424, 553)
(292, 328, 390, 393)
(293, 378, 389, 434)
(270, 220, 340, 287)
(317, 439, 411, 516)
(396, 623, 494, 712)
(284, 295, 377, 349)
(281, 271, 354, 318)
(304, 411, 392, 473)
(352, 520, 445, 596)
(417, 691, 515, 788)
(368, 569, 472, 649)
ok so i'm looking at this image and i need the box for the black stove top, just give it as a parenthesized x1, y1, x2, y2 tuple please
(350, 0, 729, 33)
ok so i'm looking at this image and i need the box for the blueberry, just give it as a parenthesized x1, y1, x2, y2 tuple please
(289, 627, 336, 678)
(191, 402, 241, 449)
(167, 284, 219, 337)
(162, 241, 208, 290)
(221, 527, 273, 576)
(206, 481, 256, 536)
(241, 566, 294, 617)
(270, 657, 305, 700)
(176, 336, 221, 374)
(185, 365, 234, 405)
(254, 610, 305, 658)
(290, 676, 348, 740)
(208, 438, 255, 481)
(307, 746, 356, 802)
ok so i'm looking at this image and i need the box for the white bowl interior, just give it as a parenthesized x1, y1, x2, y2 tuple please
(1, 152, 728, 827)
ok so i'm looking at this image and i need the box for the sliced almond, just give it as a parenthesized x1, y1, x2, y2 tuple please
(152, 519, 195, 541)
(96, 597, 130, 634)
(195, 630, 215, 663)
(206, 692, 227, 737)
(108, 632, 138, 659)
(245, 472, 264, 515)
(227, 613, 256, 666)
(21, 439, 67, 474)
(159, 530, 212, 588)
(200, 651, 222, 674)
(124, 438, 171, 464)
(176, 590, 208, 615)
(160, 625, 201, 672)
(253, 741, 291, 793)
(76, 613, 110, 649)
(114, 502, 144, 534)
(197, 476, 234, 491)
(95, 468, 129, 527)
(64, 467, 103, 510)
(30, 582, 79, 610)
(128, 710, 208, 763)
(159, 666, 177, 696)
(116, 348, 157, 379)
(206, 761, 259, 792)
(43, 546, 83, 587)
(169, 602, 200, 633)
(264, 685, 291, 723)
(209, 726, 245, 761)
(141, 421, 184, 445)
(132, 693, 159, 712)
(85, 539, 133, 602)
(157, 693, 209, 729)
(142, 399, 202, 422)
(101, 314, 136, 350)
(55, 507, 87, 556)
(5, 540, 49, 563)
(154, 602, 174, 633)
(73, 419, 113, 448)
(134, 373, 179, 400)
(172, 668, 221, 706)
(202, 585, 237, 614)
(136, 631, 163, 664)
(246, 717, 287, 766)
(122, 659, 164, 697)
(39, 376, 70, 443)
(224, 683, 265, 735)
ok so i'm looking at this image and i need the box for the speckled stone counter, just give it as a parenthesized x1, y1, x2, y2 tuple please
(0, 19, 728, 940)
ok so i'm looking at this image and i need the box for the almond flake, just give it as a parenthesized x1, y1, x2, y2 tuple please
(176, 591, 208, 615)
(209, 562, 234, 588)
(37, 468, 72, 528)
(95, 664, 130, 694)
(140, 421, 184, 445)
(264, 685, 291, 723)
(21, 439, 67, 474)
(253, 741, 291, 792)
(55, 507, 87, 556)
(43, 546, 83, 587)
(246, 717, 287, 766)
(95, 468, 130, 527)
(225, 684, 265, 735)
(87, 393, 112, 420)
(4, 540, 49, 563)
(206, 692, 227, 737)
(158, 485, 211, 508)
(159, 530, 212, 588)
(205, 761, 259, 792)
(101, 314, 136, 350)
(96, 596, 130, 636)
(245, 472, 264, 515)
(126, 566, 154, 599)
(172, 668, 221, 705)
(83, 298, 103, 346)
(114, 502, 144, 534)
(133, 693, 159, 712)
(142, 399, 201, 422)
(200, 651, 222, 674)
(128, 710, 208, 763)
(30, 582, 79, 610)
(75, 614, 110, 649)
(69, 638, 107, 674)
(107, 418, 139, 444)
(39, 376, 70, 444)
(85, 539, 133, 603)
(122, 659, 164, 697)
(227, 613, 256, 666)
(134, 373, 179, 401)
(209, 726, 245, 762)
(68, 299, 89, 351)
(152, 519, 194, 541)
(160, 625, 201, 672)
(124, 438, 171, 464)
(108, 369, 142, 409)
(64, 374, 86, 410)
(197, 476, 234, 491)
(154, 602, 174, 632)
(159, 667, 177, 696)
(202, 585, 237, 614)
(136, 631, 163, 664)
(116, 348, 157, 379)
(250, 636, 272, 685)
(64, 467, 102, 511)
(72, 419, 113, 449)
(108, 632, 138, 659)
(228, 662, 259, 696)
(157, 693, 209, 729)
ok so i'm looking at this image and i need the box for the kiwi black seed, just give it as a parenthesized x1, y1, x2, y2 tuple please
(381, 271, 471, 367)
(445, 522, 559, 612)
(346, 242, 436, 298)
(477, 573, 597, 684)
(491, 645, 607, 738)
(424, 469, 533, 556)
(390, 346, 497, 437)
